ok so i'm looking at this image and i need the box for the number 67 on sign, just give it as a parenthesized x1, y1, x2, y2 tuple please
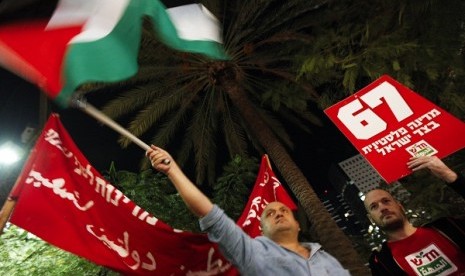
(324, 75, 465, 183)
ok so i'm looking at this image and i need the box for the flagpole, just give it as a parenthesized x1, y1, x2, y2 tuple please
(0, 196, 17, 234)
(71, 97, 150, 151)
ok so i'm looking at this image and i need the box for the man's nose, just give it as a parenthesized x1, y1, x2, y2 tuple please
(275, 210, 284, 217)
(379, 204, 389, 212)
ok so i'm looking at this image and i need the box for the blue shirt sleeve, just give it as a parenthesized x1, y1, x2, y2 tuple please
(199, 205, 257, 271)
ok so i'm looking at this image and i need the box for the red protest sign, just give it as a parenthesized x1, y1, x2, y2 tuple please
(324, 75, 465, 183)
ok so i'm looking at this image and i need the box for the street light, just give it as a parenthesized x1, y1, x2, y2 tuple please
(0, 141, 23, 166)
(0, 140, 25, 213)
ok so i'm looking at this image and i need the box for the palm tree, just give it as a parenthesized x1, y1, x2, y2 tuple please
(93, 0, 369, 273)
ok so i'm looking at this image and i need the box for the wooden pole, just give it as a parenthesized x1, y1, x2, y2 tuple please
(71, 97, 150, 151)
(0, 196, 17, 234)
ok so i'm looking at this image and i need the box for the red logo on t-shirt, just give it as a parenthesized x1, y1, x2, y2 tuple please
(388, 228, 465, 275)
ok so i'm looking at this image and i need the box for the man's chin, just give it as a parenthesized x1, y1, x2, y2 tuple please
(274, 223, 292, 231)
(380, 218, 404, 231)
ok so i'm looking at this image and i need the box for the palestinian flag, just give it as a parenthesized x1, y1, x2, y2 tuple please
(0, 0, 228, 107)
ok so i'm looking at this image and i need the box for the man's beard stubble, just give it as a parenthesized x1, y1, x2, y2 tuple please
(379, 216, 405, 232)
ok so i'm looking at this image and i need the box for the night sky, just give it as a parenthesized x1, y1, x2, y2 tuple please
(0, 68, 40, 142)
(0, 68, 144, 173)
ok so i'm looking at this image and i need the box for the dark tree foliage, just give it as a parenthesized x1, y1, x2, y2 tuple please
(300, 0, 465, 119)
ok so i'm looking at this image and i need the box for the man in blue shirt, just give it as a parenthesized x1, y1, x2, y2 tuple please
(147, 145, 350, 275)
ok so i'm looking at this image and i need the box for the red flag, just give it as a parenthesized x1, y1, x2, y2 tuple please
(236, 155, 297, 238)
(9, 114, 234, 275)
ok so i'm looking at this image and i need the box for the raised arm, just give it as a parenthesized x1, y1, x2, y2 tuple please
(407, 155, 457, 183)
(146, 145, 213, 217)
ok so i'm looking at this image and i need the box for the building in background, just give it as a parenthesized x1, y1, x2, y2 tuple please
(323, 154, 411, 250)
(338, 154, 410, 202)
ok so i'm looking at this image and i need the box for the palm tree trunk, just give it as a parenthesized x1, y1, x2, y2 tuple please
(223, 79, 370, 275)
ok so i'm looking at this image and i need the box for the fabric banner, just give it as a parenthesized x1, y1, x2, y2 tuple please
(324, 75, 465, 183)
(9, 114, 234, 275)
(9, 114, 298, 274)
(236, 155, 297, 238)
(0, 0, 228, 107)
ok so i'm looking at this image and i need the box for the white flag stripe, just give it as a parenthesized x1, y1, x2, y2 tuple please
(47, 0, 130, 43)
(167, 4, 223, 43)
(47, 0, 100, 29)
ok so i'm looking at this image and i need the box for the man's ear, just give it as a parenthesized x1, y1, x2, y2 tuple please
(367, 214, 375, 225)
(399, 203, 407, 214)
